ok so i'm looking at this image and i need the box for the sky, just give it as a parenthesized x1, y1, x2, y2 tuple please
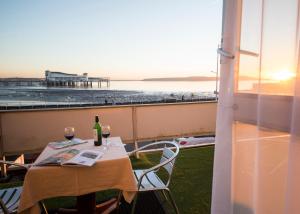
(0, 0, 222, 80)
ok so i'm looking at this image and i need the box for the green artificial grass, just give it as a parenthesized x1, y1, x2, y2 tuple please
(0, 146, 214, 214)
(131, 146, 214, 214)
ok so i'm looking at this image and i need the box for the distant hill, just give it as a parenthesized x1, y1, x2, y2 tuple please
(143, 76, 259, 81)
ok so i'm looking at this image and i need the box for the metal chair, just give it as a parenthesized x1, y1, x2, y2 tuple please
(128, 141, 180, 214)
(0, 161, 48, 214)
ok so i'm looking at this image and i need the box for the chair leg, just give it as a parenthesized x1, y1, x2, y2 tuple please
(165, 189, 179, 214)
(130, 193, 138, 214)
(39, 201, 48, 214)
(116, 191, 122, 213)
(161, 190, 169, 203)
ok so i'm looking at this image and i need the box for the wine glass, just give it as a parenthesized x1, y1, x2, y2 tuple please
(102, 125, 111, 149)
(64, 127, 75, 141)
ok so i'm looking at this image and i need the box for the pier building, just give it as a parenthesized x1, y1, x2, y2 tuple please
(45, 70, 110, 87)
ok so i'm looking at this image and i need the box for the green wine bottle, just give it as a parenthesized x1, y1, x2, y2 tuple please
(93, 116, 102, 146)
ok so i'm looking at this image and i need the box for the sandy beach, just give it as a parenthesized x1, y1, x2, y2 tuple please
(0, 86, 215, 109)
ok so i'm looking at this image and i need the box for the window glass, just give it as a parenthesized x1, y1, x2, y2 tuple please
(238, 54, 260, 93)
(260, 0, 298, 95)
(240, 0, 262, 53)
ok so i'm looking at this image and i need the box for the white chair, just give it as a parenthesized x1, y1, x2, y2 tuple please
(0, 161, 47, 214)
(128, 141, 180, 214)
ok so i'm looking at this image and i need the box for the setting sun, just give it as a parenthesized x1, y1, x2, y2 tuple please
(272, 70, 296, 81)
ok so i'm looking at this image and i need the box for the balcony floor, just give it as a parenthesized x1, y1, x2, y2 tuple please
(0, 146, 214, 214)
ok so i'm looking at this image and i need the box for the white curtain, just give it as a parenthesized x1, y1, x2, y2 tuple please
(212, 0, 300, 213)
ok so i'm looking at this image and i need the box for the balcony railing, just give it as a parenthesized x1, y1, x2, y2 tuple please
(0, 101, 217, 156)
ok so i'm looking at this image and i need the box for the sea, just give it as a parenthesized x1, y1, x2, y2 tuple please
(0, 80, 255, 108)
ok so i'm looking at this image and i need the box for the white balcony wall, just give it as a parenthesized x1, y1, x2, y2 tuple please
(0, 102, 216, 155)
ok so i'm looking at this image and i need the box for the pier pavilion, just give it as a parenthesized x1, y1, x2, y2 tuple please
(45, 70, 110, 87)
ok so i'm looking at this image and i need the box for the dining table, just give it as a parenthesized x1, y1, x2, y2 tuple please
(18, 137, 137, 214)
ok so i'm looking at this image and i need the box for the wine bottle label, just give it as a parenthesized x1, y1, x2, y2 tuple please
(93, 129, 98, 141)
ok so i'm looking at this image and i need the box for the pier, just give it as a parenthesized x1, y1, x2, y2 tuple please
(0, 71, 110, 88)
(0, 78, 45, 87)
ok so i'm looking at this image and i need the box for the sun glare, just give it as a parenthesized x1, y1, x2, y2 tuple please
(272, 70, 296, 81)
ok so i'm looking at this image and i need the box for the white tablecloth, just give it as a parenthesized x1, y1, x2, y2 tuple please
(18, 137, 137, 214)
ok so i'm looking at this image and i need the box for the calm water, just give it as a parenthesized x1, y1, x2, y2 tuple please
(89, 80, 254, 92)
(109, 81, 216, 92)
(0, 80, 256, 93)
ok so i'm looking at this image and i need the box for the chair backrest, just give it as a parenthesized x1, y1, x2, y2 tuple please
(158, 142, 179, 186)
(0, 197, 9, 214)
(0, 187, 22, 214)
(0, 161, 47, 214)
(160, 147, 176, 176)
(130, 141, 179, 187)
(0, 161, 29, 214)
